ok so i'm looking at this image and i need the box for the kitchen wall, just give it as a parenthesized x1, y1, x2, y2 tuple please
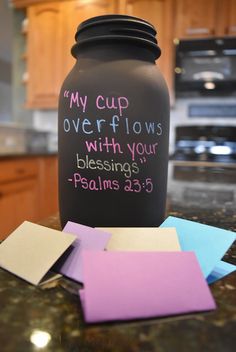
(12, 8, 33, 126)
(0, 59, 12, 123)
(0, 1, 33, 126)
(11, 6, 57, 134)
(0, 1, 13, 123)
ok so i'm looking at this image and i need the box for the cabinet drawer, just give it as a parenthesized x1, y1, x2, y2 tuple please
(0, 178, 37, 197)
(0, 158, 39, 184)
(0, 178, 38, 240)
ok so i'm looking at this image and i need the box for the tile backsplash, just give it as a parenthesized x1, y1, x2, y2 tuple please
(0, 125, 26, 155)
(33, 110, 58, 133)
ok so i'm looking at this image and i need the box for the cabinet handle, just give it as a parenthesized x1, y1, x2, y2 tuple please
(186, 27, 213, 35)
(227, 25, 236, 33)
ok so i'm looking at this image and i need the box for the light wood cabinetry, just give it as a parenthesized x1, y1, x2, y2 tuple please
(0, 158, 39, 239)
(117, 0, 175, 100)
(62, 0, 117, 78)
(26, 2, 64, 108)
(0, 156, 58, 240)
(13, 0, 236, 108)
(175, 0, 217, 38)
(25, 0, 117, 109)
(15, 0, 175, 106)
(228, 0, 236, 35)
(219, 0, 236, 36)
(175, 0, 236, 39)
(38, 156, 58, 219)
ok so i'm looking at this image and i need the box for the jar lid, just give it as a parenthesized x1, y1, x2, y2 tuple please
(71, 14, 161, 59)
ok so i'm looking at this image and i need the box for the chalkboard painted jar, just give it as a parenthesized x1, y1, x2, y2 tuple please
(58, 15, 169, 228)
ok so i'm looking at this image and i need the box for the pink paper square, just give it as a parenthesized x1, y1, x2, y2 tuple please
(80, 251, 216, 323)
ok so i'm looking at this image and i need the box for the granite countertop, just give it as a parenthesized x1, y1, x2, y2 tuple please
(0, 161, 235, 352)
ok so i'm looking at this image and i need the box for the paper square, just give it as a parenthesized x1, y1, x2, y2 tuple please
(0, 221, 76, 285)
(80, 251, 216, 323)
(53, 221, 111, 283)
(207, 260, 236, 284)
(97, 227, 181, 251)
(160, 216, 236, 278)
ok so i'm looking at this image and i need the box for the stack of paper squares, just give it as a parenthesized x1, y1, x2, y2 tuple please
(0, 216, 235, 324)
(160, 216, 236, 280)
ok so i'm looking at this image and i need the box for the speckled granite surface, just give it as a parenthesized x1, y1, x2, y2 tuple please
(0, 161, 235, 352)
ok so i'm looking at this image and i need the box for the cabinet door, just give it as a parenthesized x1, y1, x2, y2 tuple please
(38, 156, 58, 219)
(225, 0, 236, 36)
(27, 2, 63, 108)
(175, 0, 218, 38)
(118, 0, 175, 99)
(0, 179, 38, 240)
(62, 0, 117, 78)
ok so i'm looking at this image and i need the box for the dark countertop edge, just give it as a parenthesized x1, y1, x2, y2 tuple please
(0, 152, 58, 160)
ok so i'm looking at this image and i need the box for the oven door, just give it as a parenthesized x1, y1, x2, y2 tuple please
(172, 126, 236, 164)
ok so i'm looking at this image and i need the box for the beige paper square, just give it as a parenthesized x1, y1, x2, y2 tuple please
(97, 227, 181, 252)
(0, 221, 76, 285)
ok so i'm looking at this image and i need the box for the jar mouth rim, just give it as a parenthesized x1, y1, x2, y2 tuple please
(76, 14, 156, 36)
(73, 15, 160, 59)
(71, 35, 161, 59)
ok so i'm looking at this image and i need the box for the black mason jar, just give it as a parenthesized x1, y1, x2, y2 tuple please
(58, 15, 169, 228)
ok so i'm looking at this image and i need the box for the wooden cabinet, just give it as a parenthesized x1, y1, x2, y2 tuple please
(117, 0, 175, 100)
(0, 158, 39, 239)
(13, 0, 236, 108)
(0, 156, 58, 240)
(38, 156, 58, 219)
(175, 0, 217, 38)
(175, 0, 236, 39)
(227, 0, 236, 36)
(15, 0, 175, 106)
(62, 0, 117, 78)
(27, 2, 64, 108)
(219, 0, 236, 36)
(21, 0, 174, 107)
(0, 179, 39, 240)
(25, 0, 117, 109)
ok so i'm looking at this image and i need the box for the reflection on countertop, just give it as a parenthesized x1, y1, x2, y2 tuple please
(0, 161, 235, 352)
(167, 162, 236, 232)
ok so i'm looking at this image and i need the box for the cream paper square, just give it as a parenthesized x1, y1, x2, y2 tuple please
(0, 221, 76, 285)
(97, 227, 181, 251)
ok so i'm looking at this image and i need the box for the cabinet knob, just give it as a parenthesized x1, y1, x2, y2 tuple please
(227, 25, 236, 33)
(186, 27, 214, 35)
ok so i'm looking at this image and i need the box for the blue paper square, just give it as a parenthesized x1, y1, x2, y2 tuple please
(160, 216, 236, 278)
(207, 261, 235, 284)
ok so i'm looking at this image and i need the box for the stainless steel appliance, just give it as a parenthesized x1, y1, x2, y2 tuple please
(175, 37, 236, 96)
(172, 125, 236, 164)
(168, 162, 236, 210)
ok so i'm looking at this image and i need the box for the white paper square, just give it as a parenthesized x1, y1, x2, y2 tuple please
(0, 221, 76, 285)
(97, 227, 181, 251)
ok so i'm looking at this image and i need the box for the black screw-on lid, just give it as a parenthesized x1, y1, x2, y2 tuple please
(71, 14, 161, 59)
